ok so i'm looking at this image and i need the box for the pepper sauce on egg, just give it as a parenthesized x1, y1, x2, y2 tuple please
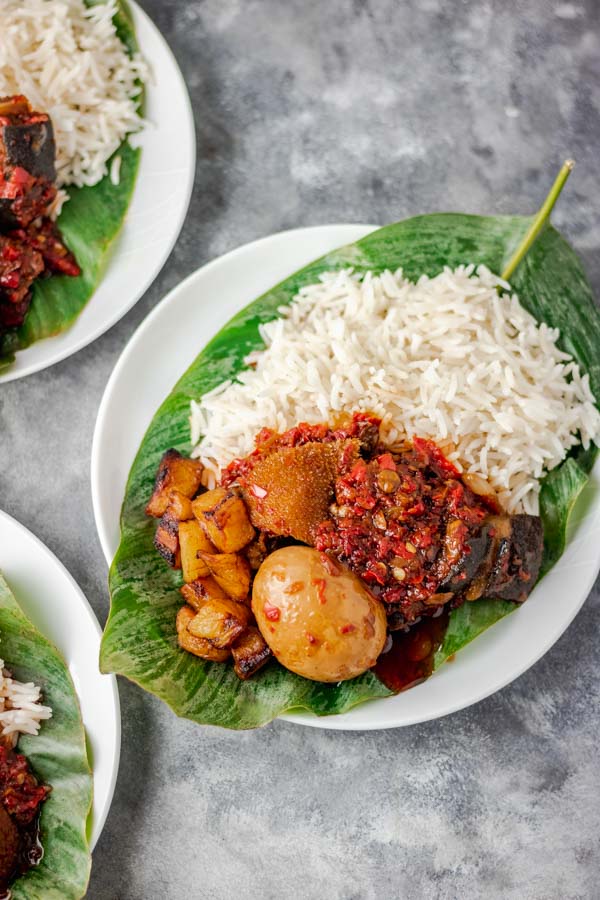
(252, 546, 387, 682)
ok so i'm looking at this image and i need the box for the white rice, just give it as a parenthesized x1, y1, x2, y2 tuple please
(0, 660, 52, 741)
(0, 0, 147, 189)
(190, 266, 600, 514)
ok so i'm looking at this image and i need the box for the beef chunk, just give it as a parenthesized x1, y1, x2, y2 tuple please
(484, 514, 544, 602)
(0, 804, 19, 885)
(0, 95, 56, 229)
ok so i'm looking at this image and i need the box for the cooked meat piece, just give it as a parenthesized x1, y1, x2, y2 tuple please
(239, 439, 360, 544)
(484, 514, 543, 602)
(0, 803, 19, 885)
(24, 219, 80, 277)
(0, 233, 44, 307)
(315, 437, 544, 627)
(436, 518, 493, 594)
(0, 96, 56, 180)
(0, 96, 56, 229)
(0, 294, 31, 330)
(315, 440, 493, 624)
(0, 97, 79, 339)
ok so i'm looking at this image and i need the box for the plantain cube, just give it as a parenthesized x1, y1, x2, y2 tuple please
(180, 575, 229, 611)
(192, 487, 255, 553)
(176, 606, 230, 662)
(232, 626, 271, 680)
(154, 510, 181, 568)
(166, 490, 195, 521)
(179, 520, 216, 582)
(187, 598, 251, 649)
(146, 449, 204, 518)
(198, 551, 252, 601)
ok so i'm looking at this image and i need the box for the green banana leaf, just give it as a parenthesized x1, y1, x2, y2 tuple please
(0, 573, 92, 899)
(101, 213, 600, 728)
(0, 0, 142, 371)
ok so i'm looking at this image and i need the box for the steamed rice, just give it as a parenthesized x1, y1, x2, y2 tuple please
(190, 266, 600, 514)
(0, 660, 52, 740)
(0, 0, 147, 190)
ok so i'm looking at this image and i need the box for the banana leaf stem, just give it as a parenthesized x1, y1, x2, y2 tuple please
(501, 159, 575, 282)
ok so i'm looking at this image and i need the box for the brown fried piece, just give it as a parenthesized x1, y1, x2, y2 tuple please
(180, 575, 229, 611)
(245, 531, 275, 571)
(232, 627, 271, 680)
(188, 598, 251, 649)
(0, 233, 44, 306)
(192, 487, 255, 553)
(176, 606, 230, 662)
(483, 514, 543, 602)
(146, 449, 204, 518)
(239, 439, 360, 544)
(198, 552, 252, 601)
(154, 509, 181, 568)
(166, 490, 194, 522)
(0, 803, 19, 885)
(179, 519, 215, 581)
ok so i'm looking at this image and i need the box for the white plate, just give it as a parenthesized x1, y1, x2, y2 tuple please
(91, 224, 600, 731)
(0, 0, 195, 383)
(0, 510, 120, 845)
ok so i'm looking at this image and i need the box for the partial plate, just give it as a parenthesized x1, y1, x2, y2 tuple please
(0, 0, 195, 383)
(0, 510, 120, 845)
(91, 224, 600, 730)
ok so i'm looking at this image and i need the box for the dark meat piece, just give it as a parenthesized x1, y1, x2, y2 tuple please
(315, 439, 494, 625)
(484, 514, 543, 602)
(0, 96, 56, 229)
(0, 168, 56, 231)
(314, 436, 544, 627)
(0, 743, 49, 894)
(0, 294, 32, 330)
(238, 439, 361, 544)
(0, 233, 44, 328)
(0, 96, 80, 340)
(437, 518, 494, 594)
(0, 96, 56, 179)
(0, 234, 44, 306)
(24, 219, 80, 277)
(0, 803, 19, 885)
(0, 746, 50, 827)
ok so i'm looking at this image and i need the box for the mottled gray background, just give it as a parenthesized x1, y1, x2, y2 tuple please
(1, 0, 599, 897)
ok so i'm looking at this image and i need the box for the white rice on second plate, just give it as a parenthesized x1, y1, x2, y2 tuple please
(0, 0, 147, 190)
(190, 265, 600, 514)
(0, 660, 52, 741)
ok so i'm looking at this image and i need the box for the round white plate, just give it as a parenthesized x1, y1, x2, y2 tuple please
(0, 0, 195, 384)
(0, 510, 120, 845)
(91, 224, 600, 731)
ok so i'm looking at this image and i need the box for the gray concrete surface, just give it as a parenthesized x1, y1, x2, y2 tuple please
(1, 0, 600, 897)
